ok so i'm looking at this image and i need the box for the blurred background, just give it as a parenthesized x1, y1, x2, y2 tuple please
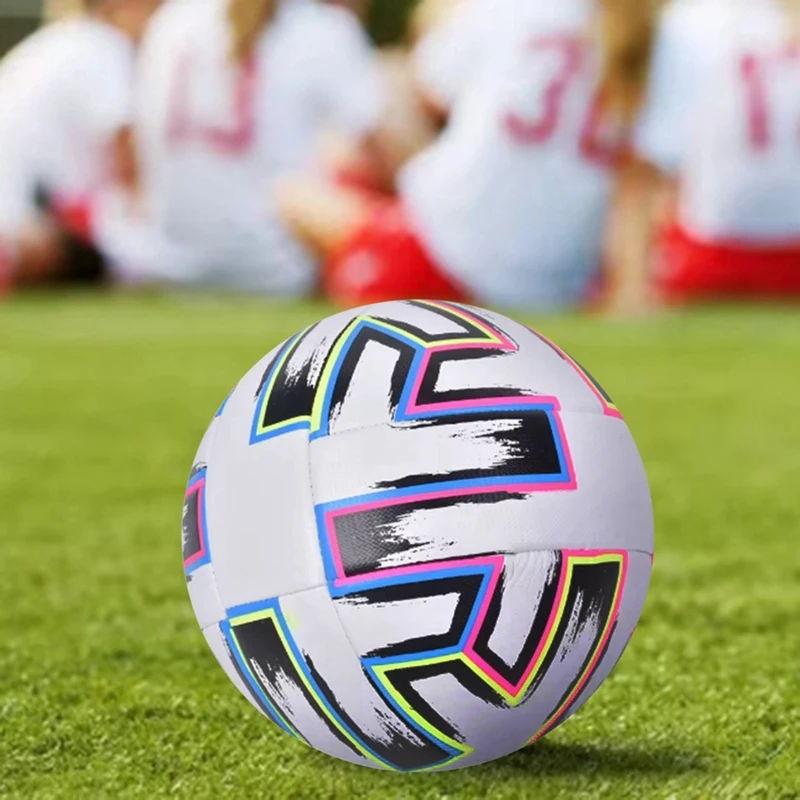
(0, 0, 42, 54)
(0, 0, 798, 797)
(0, 0, 412, 51)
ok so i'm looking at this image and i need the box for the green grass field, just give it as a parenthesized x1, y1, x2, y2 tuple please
(1, 295, 798, 798)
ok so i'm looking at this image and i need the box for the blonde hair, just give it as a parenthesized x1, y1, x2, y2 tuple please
(779, 0, 800, 39)
(409, 0, 464, 45)
(45, 0, 83, 21)
(228, 0, 278, 64)
(598, 0, 661, 122)
(78, 0, 116, 11)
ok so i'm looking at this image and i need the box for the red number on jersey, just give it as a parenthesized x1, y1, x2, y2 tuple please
(740, 46, 800, 152)
(167, 52, 258, 155)
(503, 35, 625, 168)
(504, 36, 585, 144)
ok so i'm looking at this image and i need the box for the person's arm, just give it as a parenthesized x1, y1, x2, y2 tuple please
(604, 157, 670, 315)
(111, 125, 140, 195)
(604, 3, 694, 316)
(366, 48, 439, 185)
(411, 0, 487, 124)
(275, 175, 371, 258)
(77, 37, 138, 190)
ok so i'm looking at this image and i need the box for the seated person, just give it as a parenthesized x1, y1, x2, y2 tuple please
(118, 0, 387, 294)
(277, 0, 665, 311)
(631, 0, 800, 303)
(0, 0, 161, 289)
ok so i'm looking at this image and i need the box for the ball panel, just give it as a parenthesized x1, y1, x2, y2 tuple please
(335, 583, 464, 658)
(182, 464, 211, 574)
(547, 549, 653, 732)
(528, 409, 653, 552)
(278, 586, 455, 770)
(251, 301, 614, 453)
(202, 623, 265, 718)
(309, 408, 568, 507)
(369, 300, 487, 337)
(207, 429, 322, 607)
(308, 413, 651, 583)
(330, 549, 638, 770)
(218, 586, 458, 770)
(187, 564, 226, 631)
(325, 337, 404, 433)
(204, 347, 325, 605)
(219, 597, 371, 765)
(182, 417, 219, 575)
(484, 550, 562, 667)
(451, 303, 622, 418)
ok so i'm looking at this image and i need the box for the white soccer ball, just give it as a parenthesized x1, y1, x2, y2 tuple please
(183, 301, 653, 771)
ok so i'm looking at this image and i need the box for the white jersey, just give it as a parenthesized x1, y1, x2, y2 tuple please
(638, 0, 800, 243)
(401, 0, 630, 309)
(0, 18, 134, 243)
(134, 0, 383, 295)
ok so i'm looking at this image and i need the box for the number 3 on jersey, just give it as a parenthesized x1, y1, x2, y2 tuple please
(503, 35, 624, 168)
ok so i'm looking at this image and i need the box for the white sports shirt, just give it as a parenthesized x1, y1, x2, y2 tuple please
(638, 0, 800, 243)
(134, 0, 383, 294)
(400, 0, 631, 309)
(0, 18, 134, 246)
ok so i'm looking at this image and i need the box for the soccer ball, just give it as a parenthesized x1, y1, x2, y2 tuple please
(182, 301, 653, 771)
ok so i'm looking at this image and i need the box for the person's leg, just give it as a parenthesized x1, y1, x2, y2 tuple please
(0, 240, 12, 296)
(0, 168, 64, 287)
(21, 190, 110, 287)
(654, 223, 730, 303)
(323, 201, 469, 305)
(277, 175, 469, 307)
(375, 48, 440, 174)
(275, 175, 373, 258)
(12, 222, 109, 288)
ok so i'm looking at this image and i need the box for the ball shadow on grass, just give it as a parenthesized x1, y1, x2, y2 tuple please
(298, 737, 707, 784)
(471, 740, 706, 779)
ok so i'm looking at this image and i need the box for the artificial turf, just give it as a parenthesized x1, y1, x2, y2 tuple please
(1, 294, 798, 798)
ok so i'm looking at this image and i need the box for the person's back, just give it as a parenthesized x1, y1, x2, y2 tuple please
(136, 0, 382, 295)
(399, 0, 651, 309)
(631, 0, 800, 301)
(657, 0, 800, 241)
(0, 16, 135, 243)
